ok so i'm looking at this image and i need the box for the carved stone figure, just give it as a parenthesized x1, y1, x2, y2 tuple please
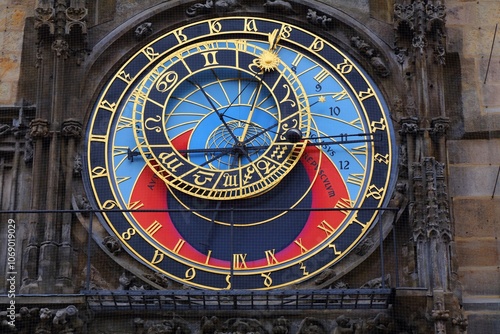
(272, 316, 290, 334)
(264, 0, 296, 15)
(135, 22, 153, 40)
(332, 315, 353, 334)
(103, 235, 122, 254)
(297, 317, 326, 334)
(306, 9, 332, 29)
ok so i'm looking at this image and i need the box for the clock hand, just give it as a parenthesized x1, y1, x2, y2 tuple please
(187, 79, 241, 145)
(239, 77, 264, 142)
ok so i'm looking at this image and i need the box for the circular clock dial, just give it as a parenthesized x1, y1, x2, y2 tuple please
(132, 41, 310, 200)
(84, 17, 397, 290)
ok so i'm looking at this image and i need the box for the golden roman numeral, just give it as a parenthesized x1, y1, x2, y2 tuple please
(331, 90, 349, 101)
(335, 197, 354, 215)
(313, 68, 329, 83)
(265, 249, 279, 265)
(205, 250, 212, 264)
(317, 220, 336, 237)
(233, 253, 248, 269)
(116, 176, 130, 184)
(128, 200, 144, 210)
(294, 238, 308, 254)
(347, 173, 364, 186)
(351, 145, 367, 155)
(172, 239, 186, 254)
(116, 116, 134, 131)
(145, 220, 162, 236)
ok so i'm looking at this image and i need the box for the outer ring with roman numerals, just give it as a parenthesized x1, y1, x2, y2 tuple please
(83, 16, 397, 290)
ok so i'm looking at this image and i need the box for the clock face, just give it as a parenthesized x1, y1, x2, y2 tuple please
(84, 17, 396, 290)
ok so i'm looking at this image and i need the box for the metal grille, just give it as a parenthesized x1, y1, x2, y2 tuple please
(82, 288, 394, 311)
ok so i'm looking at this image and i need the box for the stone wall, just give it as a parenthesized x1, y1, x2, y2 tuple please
(0, 0, 31, 105)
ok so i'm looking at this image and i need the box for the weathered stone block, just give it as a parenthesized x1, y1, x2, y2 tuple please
(449, 166, 500, 197)
(448, 139, 500, 164)
(459, 267, 500, 295)
(453, 198, 500, 238)
(455, 238, 499, 267)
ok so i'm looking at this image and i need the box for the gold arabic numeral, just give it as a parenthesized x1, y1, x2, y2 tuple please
(351, 145, 367, 156)
(91, 166, 108, 178)
(185, 268, 196, 281)
(128, 200, 144, 211)
(143, 47, 159, 61)
(172, 239, 186, 254)
(366, 184, 384, 200)
(151, 249, 166, 264)
(202, 51, 219, 66)
(102, 199, 119, 210)
(374, 153, 390, 165)
(328, 243, 342, 256)
(145, 220, 162, 236)
(309, 37, 324, 52)
(208, 19, 222, 34)
(244, 18, 258, 32)
(205, 250, 213, 265)
(121, 227, 137, 241)
(225, 274, 232, 289)
(145, 115, 162, 132)
(116, 116, 133, 131)
(117, 70, 132, 83)
(294, 238, 308, 254)
(359, 88, 375, 101)
(265, 249, 279, 265)
(335, 197, 355, 216)
(335, 59, 353, 74)
(347, 173, 364, 186)
(193, 170, 216, 186)
(299, 262, 309, 276)
(89, 134, 107, 143)
(233, 253, 248, 269)
(370, 118, 386, 132)
(155, 71, 178, 93)
(222, 172, 239, 188)
(317, 220, 336, 237)
(280, 25, 293, 39)
(173, 28, 188, 43)
(261, 272, 273, 288)
(99, 100, 117, 113)
(158, 152, 184, 173)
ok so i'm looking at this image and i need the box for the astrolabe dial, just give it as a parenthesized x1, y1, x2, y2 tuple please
(131, 40, 311, 200)
(84, 17, 397, 290)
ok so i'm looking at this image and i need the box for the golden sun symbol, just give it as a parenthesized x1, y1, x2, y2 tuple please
(257, 50, 280, 72)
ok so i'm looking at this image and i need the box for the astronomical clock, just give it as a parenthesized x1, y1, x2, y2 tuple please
(83, 15, 397, 290)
